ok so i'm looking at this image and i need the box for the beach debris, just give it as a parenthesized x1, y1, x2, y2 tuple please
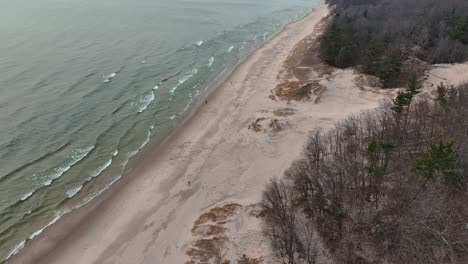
(269, 118, 282, 131)
(248, 117, 288, 133)
(248, 118, 266, 132)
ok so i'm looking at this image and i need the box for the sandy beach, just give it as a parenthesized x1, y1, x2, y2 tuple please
(7, 2, 417, 263)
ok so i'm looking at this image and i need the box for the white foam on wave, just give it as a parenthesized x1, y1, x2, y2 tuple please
(88, 158, 113, 179)
(153, 85, 159, 90)
(6, 207, 72, 260)
(169, 69, 198, 96)
(137, 91, 155, 113)
(81, 174, 123, 205)
(139, 130, 151, 150)
(227, 45, 234, 52)
(208, 57, 215, 67)
(112, 149, 119, 157)
(103, 72, 117, 83)
(183, 99, 192, 112)
(214, 68, 227, 81)
(39, 146, 95, 187)
(29, 209, 71, 241)
(10, 148, 137, 261)
(20, 191, 34, 201)
(66, 185, 83, 198)
(81, 147, 141, 205)
(263, 31, 269, 40)
(195, 40, 203, 46)
(6, 240, 25, 260)
(170, 115, 176, 120)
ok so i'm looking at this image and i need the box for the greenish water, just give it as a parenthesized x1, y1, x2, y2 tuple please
(0, 0, 319, 260)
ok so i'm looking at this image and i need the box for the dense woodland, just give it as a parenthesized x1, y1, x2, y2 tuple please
(321, 0, 468, 86)
(261, 1, 468, 263)
(262, 78, 468, 263)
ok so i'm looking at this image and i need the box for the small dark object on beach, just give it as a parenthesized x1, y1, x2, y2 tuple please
(188, 181, 191, 187)
(205, 100, 208, 104)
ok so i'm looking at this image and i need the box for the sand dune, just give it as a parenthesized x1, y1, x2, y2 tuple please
(10, 3, 427, 263)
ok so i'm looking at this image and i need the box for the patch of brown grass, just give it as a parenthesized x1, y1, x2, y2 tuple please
(269, 119, 282, 131)
(272, 15, 333, 102)
(192, 225, 227, 236)
(275, 81, 326, 102)
(237, 254, 264, 264)
(248, 118, 266, 132)
(187, 203, 243, 264)
(186, 236, 229, 264)
(273, 108, 295, 117)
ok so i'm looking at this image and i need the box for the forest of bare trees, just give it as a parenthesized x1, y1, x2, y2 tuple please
(321, 0, 468, 86)
(262, 80, 468, 263)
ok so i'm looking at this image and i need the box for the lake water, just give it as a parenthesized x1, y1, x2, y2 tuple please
(0, 0, 318, 260)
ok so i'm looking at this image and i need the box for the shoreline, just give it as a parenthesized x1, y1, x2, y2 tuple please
(2, 5, 320, 263)
(9, 2, 386, 263)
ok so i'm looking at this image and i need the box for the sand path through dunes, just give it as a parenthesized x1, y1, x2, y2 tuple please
(10, 3, 388, 264)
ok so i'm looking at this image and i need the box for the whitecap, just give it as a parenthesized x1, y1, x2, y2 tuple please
(195, 40, 203, 46)
(141, 60, 146, 64)
(127, 150, 139, 160)
(66, 185, 82, 198)
(208, 57, 215, 67)
(169, 69, 198, 96)
(82, 175, 123, 205)
(103, 72, 117, 83)
(28, 209, 71, 240)
(21, 191, 34, 201)
(227, 46, 234, 52)
(170, 115, 176, 120)
(183, 100, 192, 112)
(139, 130, 151, 150)
(153, 85, 159, 90)
(6, 241, 25, 260)
(137, 91, 155, 113)
(40, 146, 94, 186)
(112, 149, 119, 157)
(89, 159, 113, 179)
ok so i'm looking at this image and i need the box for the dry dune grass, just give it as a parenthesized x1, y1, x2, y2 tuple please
(248, 118, 267, 132)
(237, 254, 264, 264)
(193, 203, 241, 227)
(186, 203, 241, 264)
(272, 108, 295, 117)
(186, 203, 265, 264)
(273, 15, 332, 102)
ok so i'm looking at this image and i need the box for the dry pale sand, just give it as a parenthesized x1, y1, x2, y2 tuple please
(425, 63, 468, 88)
(10, 3, 409, 264)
